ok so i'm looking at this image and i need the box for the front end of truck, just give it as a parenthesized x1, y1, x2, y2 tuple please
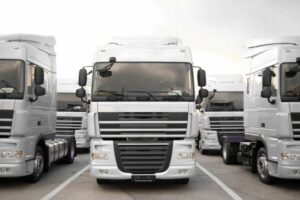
(0, 45, 37, 177)
(89, 102, 198, 181)
(76, 41, 206, 182)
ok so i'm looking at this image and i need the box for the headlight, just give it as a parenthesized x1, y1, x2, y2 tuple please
(281, 153, 300, 161)
(177, 152, 195, 160)
(91, 152, 108, 160)
(0, 150, 24, 159)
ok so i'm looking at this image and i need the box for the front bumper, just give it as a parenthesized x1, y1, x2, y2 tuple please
(200, 130, 221, 150)
(0, 160, 34, 177)
(267, 139, 300, 179)
(90, 164, 196, 180)
(75, 130, 90, 149)
(90, 139, 196, 180)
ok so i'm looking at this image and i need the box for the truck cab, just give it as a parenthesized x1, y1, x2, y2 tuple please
(0, 34, 76, 182)
(56, 79, 90, 149)
(222, 37, 300, 184)
(76, 37, 208, 184)
(197, 75, 244, 154)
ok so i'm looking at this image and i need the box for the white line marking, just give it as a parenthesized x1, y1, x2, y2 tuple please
(40, 164, 90, 200)
(196, 162, 243, 200)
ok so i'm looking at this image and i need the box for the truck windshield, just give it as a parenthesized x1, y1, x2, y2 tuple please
(0, 60, 24, 99)
(204, 91, 243, 111)
(57, 93, 87, 112)
(92, 62, 194, 101)
(281, 63, 300, 102)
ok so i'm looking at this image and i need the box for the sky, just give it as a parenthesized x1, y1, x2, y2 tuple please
(1, 0, 300, 79)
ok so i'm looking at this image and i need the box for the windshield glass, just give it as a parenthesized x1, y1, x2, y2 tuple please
(0, 60, 24, 99)
(92, 62, 194, 101)
(57, 93, 87, 112)
(281, 63, 300, 102)
(203, 91, 243, 111)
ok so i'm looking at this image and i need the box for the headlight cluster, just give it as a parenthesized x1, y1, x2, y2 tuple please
(281, 153, 300, 161)
(91, 152, 109, 160)
(75, 132, 85, 139)
(177, 152, 195, 160)
(0, 150, 24, 159)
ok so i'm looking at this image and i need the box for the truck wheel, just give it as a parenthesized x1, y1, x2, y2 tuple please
(176, 178, 189, 184)
(97, 179, 110, 185)
(222, 140, 237, 164)
(24, 146, 44, 183)
(62, 138, 76, 164)
(196, 132, 201, 150)
(256, 147, 275, 184)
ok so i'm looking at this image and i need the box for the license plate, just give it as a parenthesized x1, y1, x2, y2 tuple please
(131, 175, 156, 182)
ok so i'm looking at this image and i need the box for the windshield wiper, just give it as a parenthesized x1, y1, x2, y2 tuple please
(97, 89, 129, 100)
(149, 91, 185, 101)
(124, 90, 157, 101)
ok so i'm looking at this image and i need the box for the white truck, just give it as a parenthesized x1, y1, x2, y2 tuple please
(75, 37, 208, 184)
(197, 75, 244, 154)
(0, 34, 76, 182)
(222, 37, 300, 184)
(56, 79, 90, 149)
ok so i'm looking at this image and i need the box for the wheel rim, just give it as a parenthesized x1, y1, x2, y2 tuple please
(34, 152, 44, 177)
(222, 142, 227, 160)
(257, 152, 268, 179)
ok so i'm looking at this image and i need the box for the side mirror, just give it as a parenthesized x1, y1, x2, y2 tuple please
(262, 68, 272, 87)
(197, 69, 206, 87)
(78, 68, 87, 87)
(34, 67, 44, 85)
(199, 88, 208, 98)
(35, 85, 45, 96)
(196, 104, 201, 110)
(76, 88, 86, 98)
(261, 87, 271, 98)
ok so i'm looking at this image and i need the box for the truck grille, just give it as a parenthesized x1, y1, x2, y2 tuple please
(0, 110, 13, 137)
(209, 116, 244, 143)
(99, 112, 188, 138)
(56, 116, 82, 135)
(114, 141, 172, 174)
(290, 113, 300, 139)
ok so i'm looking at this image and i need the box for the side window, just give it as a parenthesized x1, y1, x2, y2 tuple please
(246, 77, 250, 94)
(270, 67, 277, 97)
(43, 70, 51, 96)
(27, 64, 36, 95)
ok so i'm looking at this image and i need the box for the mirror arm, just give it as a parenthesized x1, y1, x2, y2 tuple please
(267, 98, 276, 104)
(81, 97, 90, 104)
(29, 96, 38, 103)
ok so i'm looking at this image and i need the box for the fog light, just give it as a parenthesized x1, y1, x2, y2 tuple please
(281, 153, 300, 161)
(178, 152, 195, 160)
(91, 152, 108, 160)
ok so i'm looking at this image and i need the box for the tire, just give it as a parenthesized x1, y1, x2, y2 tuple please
(222, 140, 237, 164)
(97, 178, 110, 185)
(24, 146, 44, 183)
(256, 147, 275, 184)
(196, 132, 201, 150)
(62, 138, 76, 164)
(176, 178, 189, 184)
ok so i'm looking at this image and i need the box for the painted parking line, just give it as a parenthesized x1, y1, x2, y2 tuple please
(196, 162, 243, 200)
(40, 165, 90, 200)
